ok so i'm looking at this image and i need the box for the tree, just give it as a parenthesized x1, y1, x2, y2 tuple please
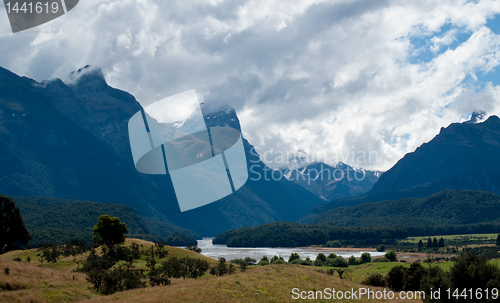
(316, 253, 327, 262)
(386, 265, 407, 291)
(92, 215, 128, 248)
(0, 195, 31, 253)
(496, 234, 500, 246)
(418, 240, 424, 250)
(438, 237, 445, 248)
(432, 237, 438, 248)
(348, 255, 358, 265)
(403, 262, 428, 291)
(385, 250, 397, 262)
(376, 244, 386, 252)
(360, 252, 371, 264)
(288, 252, 300, 263)
(426, 237, 433, 249)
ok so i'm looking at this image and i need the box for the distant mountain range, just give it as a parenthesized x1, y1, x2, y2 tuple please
(280, 162, 380, 201)
(302, 115, 500, 222)
(0, 65, 333, 236)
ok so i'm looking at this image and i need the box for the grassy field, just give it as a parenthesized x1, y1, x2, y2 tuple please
(401, 233, 499, 246)
(2, 239, 498, 303)
(0, 239, 425, 303)
(77, 265, 420, 303)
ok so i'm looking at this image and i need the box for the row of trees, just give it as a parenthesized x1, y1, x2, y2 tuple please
(418, 237, 446, 250)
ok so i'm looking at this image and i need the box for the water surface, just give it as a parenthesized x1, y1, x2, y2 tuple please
(197, 238, 385, 262)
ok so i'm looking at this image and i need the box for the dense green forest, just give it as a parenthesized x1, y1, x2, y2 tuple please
(214, 222, 500, 248)
(314, 189, 500, 226)
(12, 196, 200, 246)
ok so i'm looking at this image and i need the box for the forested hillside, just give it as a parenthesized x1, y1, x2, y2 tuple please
(13, 196, 200, 246)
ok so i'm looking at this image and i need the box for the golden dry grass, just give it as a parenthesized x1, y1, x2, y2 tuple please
(1, 240, 424, 302)
(79, 265, 422, 303)
(0, 258, 99, 303)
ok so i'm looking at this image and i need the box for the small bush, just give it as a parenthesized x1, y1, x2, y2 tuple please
(328, 256, 348, 267)
(386, 265, 406, 291)
(288, 253, 300, 263)
(376, 244, 386, 252)
(373, 257, 390, 263)
(362, 273, 385, 287)
(385, 250, 397, 262)
(348, 255, 358, 265)
(325, 240, 342, 248)
(209, 257, 235, 276)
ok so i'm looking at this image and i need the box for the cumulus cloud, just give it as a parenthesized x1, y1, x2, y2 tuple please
(1, 0, 500, 171)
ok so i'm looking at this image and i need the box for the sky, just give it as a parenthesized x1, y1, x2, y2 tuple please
(1, 0, 500, 171)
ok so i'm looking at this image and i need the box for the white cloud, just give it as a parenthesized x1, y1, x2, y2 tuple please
(1, 0, 500, 171)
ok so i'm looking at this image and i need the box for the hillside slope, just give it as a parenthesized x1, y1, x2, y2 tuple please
(302, 116, 500, 222)
(313, 189, 500, 226)
(12, 196, 200, 246)
(370, 115, 500, 193)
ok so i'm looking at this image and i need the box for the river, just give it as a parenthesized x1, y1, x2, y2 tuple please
(196, 238, 386, 262)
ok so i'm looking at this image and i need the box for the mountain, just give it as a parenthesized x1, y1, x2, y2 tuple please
(280, 162, 380, 201)
(0, 67, 172, 219)
(312, 189, 500, 227)
(0, 66, 325, 236)
(301, 116, 500, 222)
(12, 195, 199, 246)
(370, 115, 500, 194)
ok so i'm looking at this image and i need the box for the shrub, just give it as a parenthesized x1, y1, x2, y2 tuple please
(313, 259, 324, 266)
(185, 245, 201, 254)
(316, 253, 327, 262)
(288, 252, 300, 263)
(244, 257, 257, 265)
(258, 256, 270, 266)
(402, 262, 428, 291)
(325, 240, 342, 247)
(385, 250, 397, 262)
(240, 262, 248, 272)
(362, 273, 385, 287)
(328, 256, 348, 267)
(270, 255, 285, 264)
(209, 257, 235, 276)
(348, 255, 358, 265)
(373, 257, 390, 263)
(376, 244, 386, 252)
(386, 265, 406, 291)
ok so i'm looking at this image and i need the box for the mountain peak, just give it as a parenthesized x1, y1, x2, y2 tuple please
(67, 65, 106, 86)
(370, 114, 500, 194)
(465, 110, 487, 124)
